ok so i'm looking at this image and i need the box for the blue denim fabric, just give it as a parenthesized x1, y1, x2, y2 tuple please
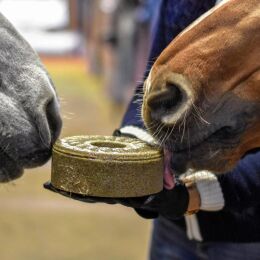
(150, 217, 260, 260)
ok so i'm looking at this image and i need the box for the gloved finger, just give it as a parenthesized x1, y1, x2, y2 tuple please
(71, 195, 117, 204)
(43, 181, 57, 192)
(134, 208, 159, 219)
(43, 181, 96, 203)
(114, 194, 157, 208)
(43, 181, 117, 204)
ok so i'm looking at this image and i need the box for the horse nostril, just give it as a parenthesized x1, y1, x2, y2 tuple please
(147, 83, 183, 120)
(45, 98, 62, 144)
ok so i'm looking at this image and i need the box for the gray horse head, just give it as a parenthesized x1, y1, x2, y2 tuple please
(0, 13, 62, 182)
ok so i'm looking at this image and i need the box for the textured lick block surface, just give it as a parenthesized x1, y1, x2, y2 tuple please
(51, 136, 163, 197)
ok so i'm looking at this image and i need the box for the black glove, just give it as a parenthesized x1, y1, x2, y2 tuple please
(45, 129, 189, 219)
(44, 181, 189, 220)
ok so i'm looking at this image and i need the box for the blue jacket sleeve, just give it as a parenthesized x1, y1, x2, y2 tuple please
(120, 0, 260, 214)
(218, 150, 260, 212)
(120, 0, 165, 129)
(121, 0, 216, 128)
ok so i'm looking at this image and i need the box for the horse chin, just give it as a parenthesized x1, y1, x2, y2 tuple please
(0, 150, 52, 182)
(0, 153, 24, 182)
(0, 168, 24, 183)
(167, 140, 238, 175)
(19, 150, 52, 169)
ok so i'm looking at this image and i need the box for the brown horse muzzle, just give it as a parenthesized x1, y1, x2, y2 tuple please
(142, 0, 260, 174)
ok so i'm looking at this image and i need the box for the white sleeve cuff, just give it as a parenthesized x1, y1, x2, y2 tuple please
(120, 128, 224, 211)
(119, 126, 157, 145)
(183, 170, 225, 211)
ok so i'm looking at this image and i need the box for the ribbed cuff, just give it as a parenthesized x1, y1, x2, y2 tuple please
(119, 126, 157, 145)
(183, 171, 225, 211)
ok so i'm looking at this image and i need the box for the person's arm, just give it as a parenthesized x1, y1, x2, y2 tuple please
(218, 150, 260, 212)
(118, 0, 218, 217)
(121, 0, 216, 131)
(181, 149, 260, 214)
(121, 0, 260, 216)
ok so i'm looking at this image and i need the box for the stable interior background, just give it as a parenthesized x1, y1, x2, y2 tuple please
(0, 1, 155, 259)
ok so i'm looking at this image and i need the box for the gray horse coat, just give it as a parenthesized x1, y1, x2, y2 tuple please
(0, 13, 62, 182)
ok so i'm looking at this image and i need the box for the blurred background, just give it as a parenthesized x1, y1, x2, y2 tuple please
(0, 0, 161, 259)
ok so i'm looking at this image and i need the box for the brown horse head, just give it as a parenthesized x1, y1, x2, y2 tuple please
(142, 0, 260, 174)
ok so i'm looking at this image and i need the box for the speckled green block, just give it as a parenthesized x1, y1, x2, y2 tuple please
(51, 136, 163, 197)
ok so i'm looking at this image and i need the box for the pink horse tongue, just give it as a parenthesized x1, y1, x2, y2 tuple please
(163, 149, 175, 190)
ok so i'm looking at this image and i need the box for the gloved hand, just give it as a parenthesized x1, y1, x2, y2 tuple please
(45, 129, 189, 219)
(44, 181, 189, 220)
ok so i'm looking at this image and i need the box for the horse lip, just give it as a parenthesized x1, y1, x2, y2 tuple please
(0, 145, 51, 170)
(0, 146, 51, 182)
(19, 149, 52, 168)
(166, 124, 240, 153)
(0, 150, 23, 182)
(164, 128, 214, 152)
